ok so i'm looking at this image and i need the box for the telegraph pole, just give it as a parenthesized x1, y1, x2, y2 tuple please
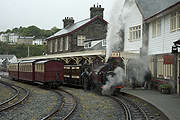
(28, 46, 29, 57)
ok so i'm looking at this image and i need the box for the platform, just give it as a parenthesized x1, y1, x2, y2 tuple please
(122, 88, 180, 120)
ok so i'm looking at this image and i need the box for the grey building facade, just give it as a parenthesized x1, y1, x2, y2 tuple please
(46, 5, 107, 54)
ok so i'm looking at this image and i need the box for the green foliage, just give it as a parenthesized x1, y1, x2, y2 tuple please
(159, 83, 172, 89)
(0, 41, 46, 58)
(2, 25, 60, 39)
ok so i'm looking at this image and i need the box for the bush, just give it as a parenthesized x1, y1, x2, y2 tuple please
(159, 84, 172, 94)
(159, 84, 172, 89)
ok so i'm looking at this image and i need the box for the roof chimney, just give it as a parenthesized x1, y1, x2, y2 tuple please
(90, 4, 104, 19)
(63, 17, 74, 28)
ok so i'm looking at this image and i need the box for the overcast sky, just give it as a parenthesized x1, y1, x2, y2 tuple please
(0, 0, 116, 31)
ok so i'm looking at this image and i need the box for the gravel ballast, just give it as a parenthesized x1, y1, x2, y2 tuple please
(0, 78, 62, 120)
(62, 87, 122, 120)
(0, 82, 16, 103)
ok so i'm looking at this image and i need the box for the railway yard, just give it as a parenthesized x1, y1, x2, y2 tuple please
(0, 75, 170, 120)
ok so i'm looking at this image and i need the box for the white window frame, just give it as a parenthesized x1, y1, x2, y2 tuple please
(65, 36, 69, 51)
(170, 11, 180, 32)
(59, 37, 63, 51)
(77, 35, 86, 46)
(170, 13, 177, 32)
(129, 25, 141, 41)
(152, 18, 161, 37)
(178, 12, 180, 29)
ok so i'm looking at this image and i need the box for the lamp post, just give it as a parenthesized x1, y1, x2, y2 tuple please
(172, 43, 178, 94)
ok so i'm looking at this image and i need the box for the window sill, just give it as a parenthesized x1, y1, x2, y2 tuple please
(128, 39, 141, 42)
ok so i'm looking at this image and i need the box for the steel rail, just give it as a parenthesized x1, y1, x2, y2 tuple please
(0, 81, 19, 106)
(0, 81, 30, 112)
(111, 96, 132, 120)
(59, 88, 77, 120)
(41, 88, 77, 120)
(119, 95, 149, 120)
(40, 91, 65, 120)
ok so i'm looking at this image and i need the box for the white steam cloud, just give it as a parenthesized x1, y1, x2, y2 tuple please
(127, 56, 150, 85)
(102, 0, 151, 94)
(106, 0, 125, 62)
(106, 0, 135, 62)
(102, 67, 125, 95)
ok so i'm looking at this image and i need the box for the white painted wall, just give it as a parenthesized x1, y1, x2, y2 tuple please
(124, 3, 143, 53)
(33, 39, 43, 45)
(148, 14, 180, 55)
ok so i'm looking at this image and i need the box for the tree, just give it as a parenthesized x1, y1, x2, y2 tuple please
(51, 26, 60, 33)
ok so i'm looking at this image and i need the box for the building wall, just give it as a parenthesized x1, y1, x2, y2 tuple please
(48, 18, 107, 54)
(71, 19, 107, 52)
(124, 3, 143, 53)
(33, 39, 44, 45)
(0, 33, 18, 43)
(17, 38, 33, 45)
(148, 9, 180, 93)
(148, 13, 180, 55)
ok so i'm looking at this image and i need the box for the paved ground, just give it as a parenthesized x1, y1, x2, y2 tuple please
(122, 88, 180, 120)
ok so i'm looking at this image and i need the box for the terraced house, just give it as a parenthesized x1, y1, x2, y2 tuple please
(46, 5, 107, 54)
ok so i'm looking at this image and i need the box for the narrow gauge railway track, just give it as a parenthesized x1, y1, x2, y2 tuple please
(111, 95, 149, 120)
(0, 80, 29, 112)
(41, 88, 77, 120)
(0, 81, 19, 106)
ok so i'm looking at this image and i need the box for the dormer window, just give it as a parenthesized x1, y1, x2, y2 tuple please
(77, 35, 86, 46)
(102, 39, 106, 46)
(84, 42, 91, 49)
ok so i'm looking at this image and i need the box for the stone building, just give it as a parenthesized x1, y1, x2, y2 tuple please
(46, 5, 107, 54)
(17, 36, 35, 45)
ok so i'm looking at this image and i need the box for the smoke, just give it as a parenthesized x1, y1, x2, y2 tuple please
(102, 0, 151, 93)
(102, 67, 125, 95)
(105, 0, 125, 62)
(106, 0, 135, 62)
(127, 56, 151, 86)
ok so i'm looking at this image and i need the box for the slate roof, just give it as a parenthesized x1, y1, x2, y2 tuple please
(47, 16, 107, 40)
(136, 0, 180, 20)
(0, 55, 16, 60)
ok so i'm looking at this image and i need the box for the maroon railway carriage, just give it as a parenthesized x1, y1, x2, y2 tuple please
(34, 60, 64, 87)
(18, 60, 36, 82)
(8, 59, 64, 88)
(8, 62, 19, 80)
